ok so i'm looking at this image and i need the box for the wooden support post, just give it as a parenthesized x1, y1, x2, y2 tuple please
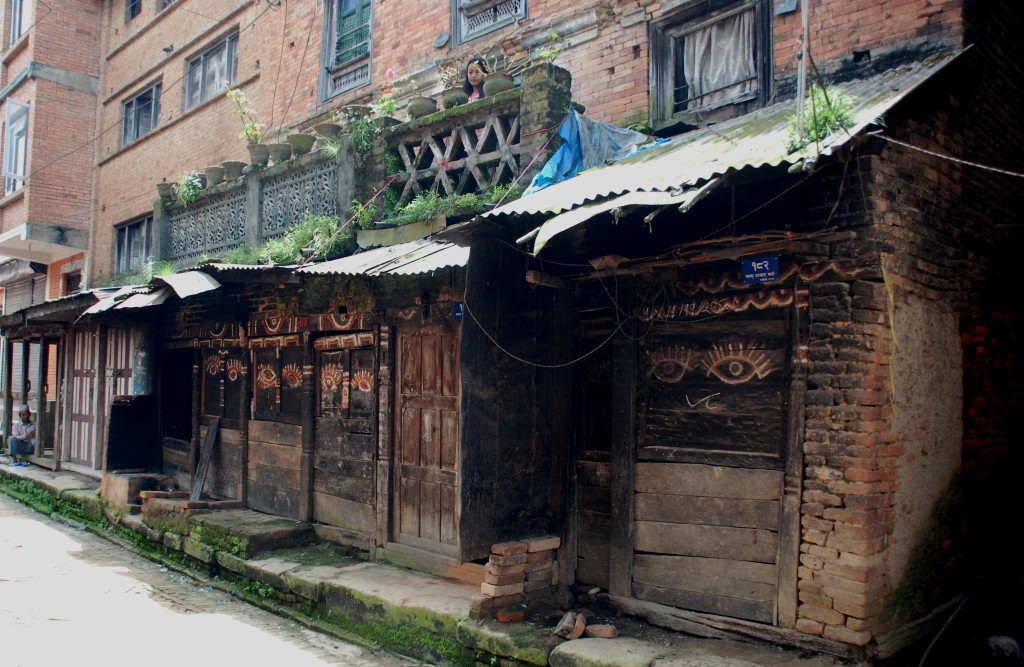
(608, 321, 637, 597)
(2, 337, 13, 446)
(239, 338, 250, 507)
(299, 333, 315, 521)
(374, 325, 393, 553)
(34, 340, 49, 457)
(190, 348, 201, 478)
(94, 326, 108, 471)
(191, 417, 220, 501)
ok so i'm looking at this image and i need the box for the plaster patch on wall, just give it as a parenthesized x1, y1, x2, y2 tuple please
(890, 293, 962, 598)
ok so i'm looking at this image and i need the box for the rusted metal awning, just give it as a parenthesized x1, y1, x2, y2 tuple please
(440, 50, 963, 254)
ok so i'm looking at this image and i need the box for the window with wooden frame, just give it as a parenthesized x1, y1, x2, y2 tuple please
(202, 349, 245, 428)
(452, 0, 527, 45)
(114, 216, 152, 274)
(319, 0, 373, 102)
(253, 346, 304, 424)
(186, 32, 238, 109)
(8, 0, 31, 45)
(3, 98, 29, 195)
(126, 0, 142, 22)
(650, 0, 771, 128)
(122, 82, 161, 146)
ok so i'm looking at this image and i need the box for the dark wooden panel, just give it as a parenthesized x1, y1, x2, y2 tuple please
(312, 492, 373, 533)
(253, 348, 279, 414)
(419, 480, 441, 542)
(313, 471, 374, 504)
(577, 460, 610, 488)
(635, 521, 778, 563)
(401, 395, 459, 410)
(313, 455, 373, 480)
(578, 485, 611, 515)
(248, 441, 301, 469)
(634, 554, 776, 599)
(577, 556, 610, 590)
(400, 463, 457, 486)
(316, 416, 372, 435)
(314, 428, 373, 460)
(578, 513, 610, 536)
(279, 346, 304, 416)
(635, 493, 780, 530)
(248, 419, 302, 446)
(638, 447, 785, 471)
(636, 463, 783, 500)
(440, 484, 457, 545)
(634, 582, 774, 624)
(247, 461, 301, 490)
(249, 480, 299, 519)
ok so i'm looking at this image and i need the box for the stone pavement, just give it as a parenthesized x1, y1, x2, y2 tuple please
(0, 458, 858, 667)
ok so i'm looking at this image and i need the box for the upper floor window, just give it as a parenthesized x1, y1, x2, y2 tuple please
(126, 0, 141, 22)
(453, 0, 526, 45)
(160, 0, 176, 10)
(8, 0, 31, 45)
(186, 32, 238, 109)
(115, 216, 152, 274)
(3, 98, 29, 195)
(122, 82, 161, 146)
(650, 0, 770, 128)
(64, 272, 83, 296)
(319, 0, 372, 102)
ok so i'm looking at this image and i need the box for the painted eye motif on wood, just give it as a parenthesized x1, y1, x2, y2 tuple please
(226, 358, 246, 381)
(648, 345, 693, 384)
(352, 369, 373, 392)
(205, 356, 222, 376)
(281, 363, 303, 388)
(702, 342, 775, 384)
(256, 364, 278, 389)
(321, 364, 344, 390)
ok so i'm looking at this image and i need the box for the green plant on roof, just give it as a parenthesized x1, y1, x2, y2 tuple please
(172, 171, 203, 207)
(786, 83, 855, 153)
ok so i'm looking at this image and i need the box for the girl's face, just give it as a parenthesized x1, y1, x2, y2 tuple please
(467, 63, 485, 87)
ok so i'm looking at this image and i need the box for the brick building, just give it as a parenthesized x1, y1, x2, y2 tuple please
(0, 0, 1021, 662)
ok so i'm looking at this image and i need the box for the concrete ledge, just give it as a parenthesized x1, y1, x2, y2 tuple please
(456, 618, 562, 666)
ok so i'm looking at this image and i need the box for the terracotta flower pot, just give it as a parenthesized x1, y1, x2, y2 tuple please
(247, 143, 270, 167)
(482, 71, 514, 96)
(222, 160, 245, 180)
(287, 133, 316, 156)
(441, 87, 468, 109)
(268, 142, 292, 164)
(406, 95, 438, 120)
(204, 165, 224, 187)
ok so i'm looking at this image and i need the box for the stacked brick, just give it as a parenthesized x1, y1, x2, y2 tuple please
(478, 536, 560, 611)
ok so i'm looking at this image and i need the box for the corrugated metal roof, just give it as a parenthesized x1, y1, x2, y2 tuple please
(480, 51, 962, 224)
(153, 270, 221, 298)
(298, 239, 469, 276)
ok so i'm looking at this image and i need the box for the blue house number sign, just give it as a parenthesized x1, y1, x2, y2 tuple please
(741, 257, 780, 284)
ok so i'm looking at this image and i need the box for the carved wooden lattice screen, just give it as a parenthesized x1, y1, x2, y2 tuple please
(392, 102, 522, 206)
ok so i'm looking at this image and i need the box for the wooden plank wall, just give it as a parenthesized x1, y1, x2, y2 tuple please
(162, 436, 191, 489)
(199, 423, 241, 500)
(633, 462, 783, 623)
(313, 423, 374, 534)
(248, 420, 302, 518)
(576, 459, 611, 588)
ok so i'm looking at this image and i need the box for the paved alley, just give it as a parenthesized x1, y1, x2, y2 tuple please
(0, 493, 418, 667)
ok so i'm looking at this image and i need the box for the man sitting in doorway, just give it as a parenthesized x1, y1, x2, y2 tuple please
(7, 405, 36, 467)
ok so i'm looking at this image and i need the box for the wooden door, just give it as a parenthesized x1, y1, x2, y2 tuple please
(104, 328, 136, 402)
(394, 324, 460, 557)
(632, 305, 793, 624)
(313, 338, 376, 535)
(68, 329, 97, 466)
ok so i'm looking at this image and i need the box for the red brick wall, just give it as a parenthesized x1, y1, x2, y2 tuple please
(89, 0, 968, 279)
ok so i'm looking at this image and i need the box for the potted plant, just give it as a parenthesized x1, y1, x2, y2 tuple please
(156, 181, 173, 199)
(172, 171, 203, 208)
(221, 160, 246, 180)
(204, 165, 225, 187)
(287, 132, 317, 156)
(438, 60, 468, 109)
(406, 95, 438, 119)
(226, 87, 268, 166)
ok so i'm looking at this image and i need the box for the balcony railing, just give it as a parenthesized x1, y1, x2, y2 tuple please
(156, 64, 571, 264)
